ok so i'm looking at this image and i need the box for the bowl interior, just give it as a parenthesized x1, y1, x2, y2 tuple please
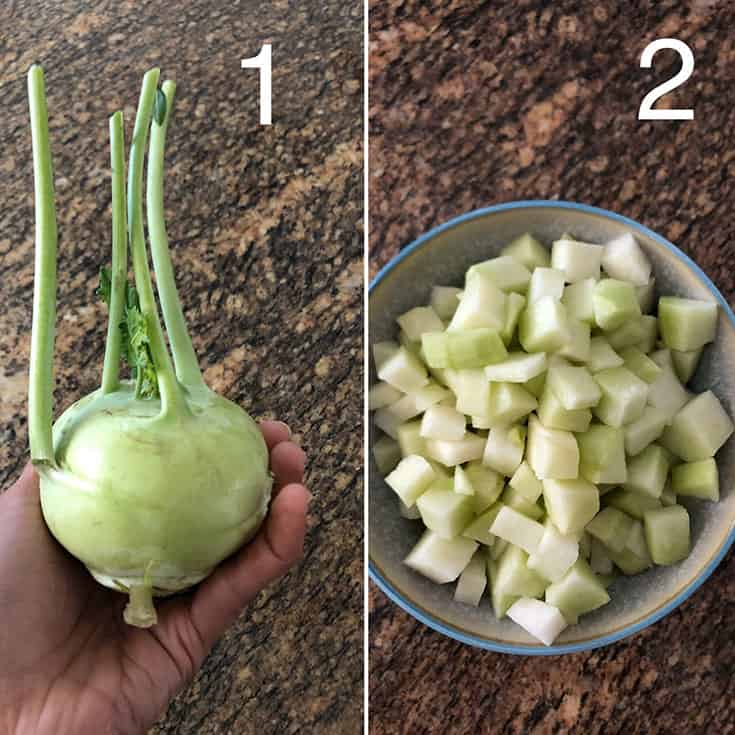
(369, 202, 735, 653)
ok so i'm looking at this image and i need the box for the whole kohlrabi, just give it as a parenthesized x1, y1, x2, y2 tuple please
(27, 66, 272, 628)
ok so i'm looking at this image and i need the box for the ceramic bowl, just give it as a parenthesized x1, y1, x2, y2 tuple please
(368, 200, 735, 655)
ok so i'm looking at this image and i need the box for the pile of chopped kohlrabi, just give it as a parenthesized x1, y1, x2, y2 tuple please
(370, 230, 733, 646)
(27, 65, 272, 628)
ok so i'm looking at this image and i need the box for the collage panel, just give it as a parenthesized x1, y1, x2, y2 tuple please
(0, 1, 363, 733)
(369, 2, 735, 733)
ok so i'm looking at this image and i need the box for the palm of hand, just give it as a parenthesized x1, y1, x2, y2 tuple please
(0, 422, 308, 735)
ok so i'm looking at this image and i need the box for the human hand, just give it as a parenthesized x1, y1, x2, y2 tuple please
(0, 420, 309, 735)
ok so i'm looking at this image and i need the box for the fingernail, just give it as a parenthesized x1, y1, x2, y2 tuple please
(274, 421, 292, 437)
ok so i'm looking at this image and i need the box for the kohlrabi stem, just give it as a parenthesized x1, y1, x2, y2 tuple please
(127, 68, 188, 417)
(147, 80, 205, 389)
(123, 585, 158, 628)
(27, 65, 57, 465)
(101, 111, 128, 395)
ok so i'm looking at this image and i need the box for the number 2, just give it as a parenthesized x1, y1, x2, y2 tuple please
(638, 39, 694, 121)
(241, 44, 272, 125)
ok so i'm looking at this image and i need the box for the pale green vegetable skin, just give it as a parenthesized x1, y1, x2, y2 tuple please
(372, 228, 732, 646)
(27, 67, 271, 628)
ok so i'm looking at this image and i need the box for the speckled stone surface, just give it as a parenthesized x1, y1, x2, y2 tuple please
(369, 1, 735, 733)
(0, 1, 363, 733)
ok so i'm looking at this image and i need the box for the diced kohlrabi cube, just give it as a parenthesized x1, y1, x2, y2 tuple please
(577, 423, 627, 483)
(646, 363, 690, 423)
(527, 267, 566, 303)
(601, 232, 651, 286)
(527, 416, 579, 480)
(486, 382, 538, 425)
(636, 315, 658, 353)
(396, 420, 426, 456)
(542, 478, 599, 535)
(466, 255, 531, 293)
(398, 498, 422, 520)
(523, 371, 547, 399)
(619, 346, 661, 384)
(519, 297, 572, 353)
(484, 352, 548, 383)
(661, 390, 734, 461)
(605, 318, 648, 350)
(483, 425, 525, 476)
(453, 465, 475, 496)
(562, 278, 596, 324)
(607, 546, 651, 575)
(551, 239, 604, 283)
(425, 435, 486, 467)
(604, 488, 662, 520)
(643, 505, 690, 565)
(368, 382, 403, 411)
(660, 482, 677, 506)
(658, 297, 717, 352)
(509, 461, 543, 503)
(373, 408, 402, 439)
(671, 458, 719, 501)
(547, 364, 601, 410)
(387, 383, 452, 421)
(586, 507, 634, 553)
(494, 544, 547, 598)
(636, 278, 656, 313)
(454, 552, 488, 606)
(462, 503, 503, 545)
(537, 384, 592, 432)
(649, 348, 673, 369)
(404, 530, 479, 583)
(556, 318, 591, 363)
(398, 329, 421, 357)
(593, 279, 641, 331)
(500, 292, 527, 345)
(372, 340, 399, 371)
(420, 404, 466, 441)
(416, 488, 475, 539)
(448, 274, 507, 332)
(384, 455, 435, 506)
(490, 538, 509, 561)
(422, 328, 507, 369)
(465, 461, 505, 513)
(501, 233, 550, 270)
(372, 435, 401, 475)
(431, 286, 462, 320)
(671, 347, 703, 385)
(624, 444, 669, 499)
(593, 366, 648, 427)
(377, 346, 429, 393)
(490, 506, 545, 554)
(589, 538, 614, 575)
(545, 559, 610, 622)
(527, 523, 580, 582)
(586, 337, 624, 373)
(450, 368, 491, 416)
(397, 306, 444, 341)
(501, 485, 545, 521)
(507, 598, 568, 647)
(487, 558, 517, 619)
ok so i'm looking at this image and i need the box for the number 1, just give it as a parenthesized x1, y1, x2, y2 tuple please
(241, 44, 272, 125)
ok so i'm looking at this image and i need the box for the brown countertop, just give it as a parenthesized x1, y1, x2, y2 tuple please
(0, 1, 363, 732)
(369, 1, 735, 732)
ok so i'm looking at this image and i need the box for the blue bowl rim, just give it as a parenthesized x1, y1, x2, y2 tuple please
(368, 199, 735, 655)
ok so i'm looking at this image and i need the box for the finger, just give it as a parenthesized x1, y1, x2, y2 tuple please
(259, 420, 291, 451)
(172, 483, 309, 651)
(8, 462, 39, 502)
(270, 442, 306, 490)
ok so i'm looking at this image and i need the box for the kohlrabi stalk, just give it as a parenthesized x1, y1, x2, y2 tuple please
(100, 111, 127, 395)
(126, 68, 189, 417)
(27, 65, 57, 466)
(147, 80, 206, 390)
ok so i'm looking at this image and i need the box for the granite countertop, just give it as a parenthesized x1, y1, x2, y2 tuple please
(0, 1, 363, 732)
(369, 1, 735, 732)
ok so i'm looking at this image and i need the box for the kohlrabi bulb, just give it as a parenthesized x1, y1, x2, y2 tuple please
(27, 66, 272, 627)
